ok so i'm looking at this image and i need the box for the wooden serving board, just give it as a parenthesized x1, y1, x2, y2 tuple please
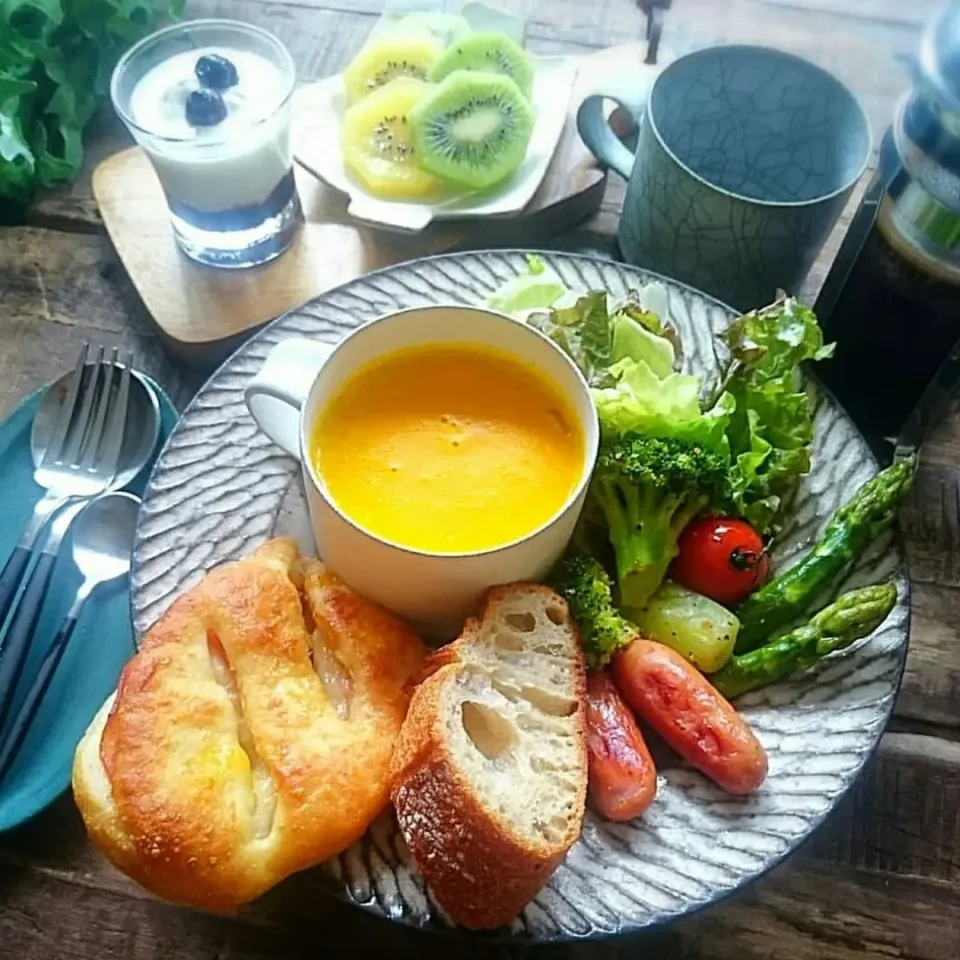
(93, 43, 658, 363)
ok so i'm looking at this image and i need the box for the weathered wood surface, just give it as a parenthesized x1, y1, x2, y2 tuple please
(1, 1, 958, 958)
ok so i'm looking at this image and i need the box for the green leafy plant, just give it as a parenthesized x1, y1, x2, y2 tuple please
(0, 0, 182, 204)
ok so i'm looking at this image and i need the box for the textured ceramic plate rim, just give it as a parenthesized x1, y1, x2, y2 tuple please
(128, 250, 910, 941)
(291, 58, 577, 231)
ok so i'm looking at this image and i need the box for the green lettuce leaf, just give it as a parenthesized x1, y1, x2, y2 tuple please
(486, 253, 568, 315)
(593, 360, 734, 454)
(611, 309, 675, 378)
(610, 286, 682, 358)
(718, 296, 835, 532)
(0, 0, 182, 205)
(593, 358, 699, 433)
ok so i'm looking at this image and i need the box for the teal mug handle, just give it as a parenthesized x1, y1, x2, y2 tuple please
(576, 76, 653, 180)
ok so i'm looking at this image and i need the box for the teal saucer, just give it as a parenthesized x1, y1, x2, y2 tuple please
(0, 375, 178, 831)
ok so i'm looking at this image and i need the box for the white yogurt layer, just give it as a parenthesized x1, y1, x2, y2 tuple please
(130, 47, 293, 213)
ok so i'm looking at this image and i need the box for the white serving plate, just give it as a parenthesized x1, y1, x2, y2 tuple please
(292, 57, 578, 232)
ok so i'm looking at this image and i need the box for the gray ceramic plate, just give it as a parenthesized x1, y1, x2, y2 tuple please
(130, 251, 908, 941)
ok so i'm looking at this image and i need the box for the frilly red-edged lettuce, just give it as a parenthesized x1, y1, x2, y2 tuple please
(713, 296, 835, 532)
(486, 257, 681, 383)
(524, 287, 682, 382)
(528, 289, 613, 384)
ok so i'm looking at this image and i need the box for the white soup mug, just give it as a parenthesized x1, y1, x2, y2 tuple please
(244, 304, 599, 635)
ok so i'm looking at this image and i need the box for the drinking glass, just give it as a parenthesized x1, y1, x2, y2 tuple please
(111, 19, 303, 269)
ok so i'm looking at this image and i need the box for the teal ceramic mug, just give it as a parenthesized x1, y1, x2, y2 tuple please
(577, 45, 872, 310)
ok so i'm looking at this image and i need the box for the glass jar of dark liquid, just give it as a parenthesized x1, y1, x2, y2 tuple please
(816, 3, 960, 445)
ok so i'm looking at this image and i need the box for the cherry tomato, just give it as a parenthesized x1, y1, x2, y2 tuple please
(671, 517, 768, 606)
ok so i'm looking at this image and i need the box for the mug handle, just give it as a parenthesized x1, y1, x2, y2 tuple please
(576, 75, 654, 180)
(245, 338, 335, 458)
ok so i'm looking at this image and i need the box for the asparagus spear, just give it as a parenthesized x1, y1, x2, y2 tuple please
(735, 456, 915, 652)
(713, 582, 898, 699)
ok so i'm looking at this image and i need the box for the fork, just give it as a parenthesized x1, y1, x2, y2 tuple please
(0, 347, 132, 727)
(0, 346, 132, 629)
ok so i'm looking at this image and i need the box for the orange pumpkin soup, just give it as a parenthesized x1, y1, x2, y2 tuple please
(310, 344, 584, 554)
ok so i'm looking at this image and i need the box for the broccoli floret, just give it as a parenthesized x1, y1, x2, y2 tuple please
(590, 433, 728, 609)
(551, 552, 637, 669)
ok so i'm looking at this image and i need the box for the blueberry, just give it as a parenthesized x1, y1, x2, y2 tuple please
(195, 54, 239, 90)
(185, 89, 227, 127)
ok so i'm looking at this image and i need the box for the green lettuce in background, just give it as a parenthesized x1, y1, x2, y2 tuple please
(0, 0, 182, 205)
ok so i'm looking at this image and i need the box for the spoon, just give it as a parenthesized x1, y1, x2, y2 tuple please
(0, 362, 160, 626)
(0, 492, 141, 783)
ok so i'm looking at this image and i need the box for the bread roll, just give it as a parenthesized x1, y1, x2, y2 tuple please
(73, 538, 426, 911)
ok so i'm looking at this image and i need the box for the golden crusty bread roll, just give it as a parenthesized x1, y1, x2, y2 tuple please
(73, 538, 426, 912)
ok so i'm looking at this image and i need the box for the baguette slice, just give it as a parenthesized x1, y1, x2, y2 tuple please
(390, 583, 588, 930)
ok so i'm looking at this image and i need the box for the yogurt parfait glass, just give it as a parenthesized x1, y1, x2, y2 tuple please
(111, 19, 303, 268)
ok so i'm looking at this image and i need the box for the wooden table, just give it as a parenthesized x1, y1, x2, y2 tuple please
(1, 1, 957, 958)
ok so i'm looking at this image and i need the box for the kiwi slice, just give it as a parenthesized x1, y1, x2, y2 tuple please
(411, 70, 534, 191)
(341, 77, 445, 199)
(343, 33, 443, 105)
(428, 30, 534, 100)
